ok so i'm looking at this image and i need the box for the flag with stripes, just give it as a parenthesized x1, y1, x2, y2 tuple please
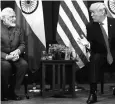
(104, 0, 115, 18)
(15, 0, 46, 71)
(56, 0, 90, 68)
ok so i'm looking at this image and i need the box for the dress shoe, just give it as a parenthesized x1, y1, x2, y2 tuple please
(87, 93, 97, 104)
(9, 94, 21, 100)
(112, 87, 115, 96)
(1, 97, 8, 101)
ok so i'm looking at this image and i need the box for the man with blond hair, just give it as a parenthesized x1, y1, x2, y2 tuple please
(86, 2, 115, 104)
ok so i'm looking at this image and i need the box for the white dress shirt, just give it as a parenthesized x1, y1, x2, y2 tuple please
(101, 17, 108, 37)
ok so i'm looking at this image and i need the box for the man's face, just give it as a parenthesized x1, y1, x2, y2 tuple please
(4, 11, 16, 27)
(90, 9, 103, 23)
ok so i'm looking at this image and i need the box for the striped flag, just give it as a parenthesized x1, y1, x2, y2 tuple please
(56, 0, 90, 68)
(104, 0, 115, 18)
(15, 0, 46, 71)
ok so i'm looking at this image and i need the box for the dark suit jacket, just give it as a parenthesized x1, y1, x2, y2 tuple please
(87, 17, 115, 58)
(1, 22, 25, 60)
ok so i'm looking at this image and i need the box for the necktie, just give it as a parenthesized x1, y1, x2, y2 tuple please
(100, 24, 113, 64)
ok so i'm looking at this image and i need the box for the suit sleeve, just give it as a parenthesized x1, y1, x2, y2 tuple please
(86, 24, 93, 52)
(17, 28, 25, 54)
(86, 24, 92, 42)
(1, 52, 7, 59)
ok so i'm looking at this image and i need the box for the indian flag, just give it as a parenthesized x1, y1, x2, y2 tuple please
(15, 0, 46, 71)
(104, 0, 115, 18)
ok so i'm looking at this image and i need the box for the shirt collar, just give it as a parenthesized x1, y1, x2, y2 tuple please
(101, 17, 107, 25)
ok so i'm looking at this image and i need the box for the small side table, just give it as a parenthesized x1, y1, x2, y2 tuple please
(41, 60, 77, 98)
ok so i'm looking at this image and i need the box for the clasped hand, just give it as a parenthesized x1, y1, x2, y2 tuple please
(6, 49, 20, 61)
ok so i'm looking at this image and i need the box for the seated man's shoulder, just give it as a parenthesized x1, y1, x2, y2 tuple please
(108, 17, 115, 23)
(15, 25, 21, 29)
(14, 25, 24, 32)
(86, 22, 94, 29)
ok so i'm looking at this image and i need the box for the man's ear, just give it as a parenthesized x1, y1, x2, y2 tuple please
(2, 16, 6, 22)
(102, 9, 106, 15)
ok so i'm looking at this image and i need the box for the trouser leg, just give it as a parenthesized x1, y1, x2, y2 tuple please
(13, 58, 28, 93)
(90, 83, 97, 94)
(1, 60, 12, 97)
(87, 53, 106, 104)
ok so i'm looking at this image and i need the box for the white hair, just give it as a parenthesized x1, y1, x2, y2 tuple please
(1, 7, 14, 20)
(90, 2, 107, 15)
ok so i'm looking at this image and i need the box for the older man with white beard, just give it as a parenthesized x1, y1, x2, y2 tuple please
(1, 7, 28, 101)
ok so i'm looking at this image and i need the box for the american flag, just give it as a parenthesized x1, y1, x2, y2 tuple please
(56, 0, 90, 68)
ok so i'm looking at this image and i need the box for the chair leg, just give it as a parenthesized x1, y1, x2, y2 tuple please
(100, 69, 104, 94)
(101, 81, 104, 94)
(24, 74, 29, 99)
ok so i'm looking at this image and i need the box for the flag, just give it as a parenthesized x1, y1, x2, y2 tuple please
(56, 0, 90, 68)
(104, 0, 115, 18)
(15, 0, 46, 71)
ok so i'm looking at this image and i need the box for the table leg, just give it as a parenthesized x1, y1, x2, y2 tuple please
(72, 63, 76, 98)
(42, 63, 46, 97)
(62, 64, 66, 95)
(52, 65, 55, 90)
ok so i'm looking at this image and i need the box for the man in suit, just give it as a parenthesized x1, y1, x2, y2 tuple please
(1, 7, 28, 101)
(86, 2, 115, 104)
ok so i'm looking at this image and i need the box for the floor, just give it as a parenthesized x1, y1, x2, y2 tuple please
(1, 83, 115, 104)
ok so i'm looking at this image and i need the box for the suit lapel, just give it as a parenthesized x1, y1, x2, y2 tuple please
(96, 22, 107, 49)
(108, 18, 113, 41)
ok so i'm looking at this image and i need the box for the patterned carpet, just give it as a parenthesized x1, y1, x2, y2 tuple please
(1, 83, 115, 104)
